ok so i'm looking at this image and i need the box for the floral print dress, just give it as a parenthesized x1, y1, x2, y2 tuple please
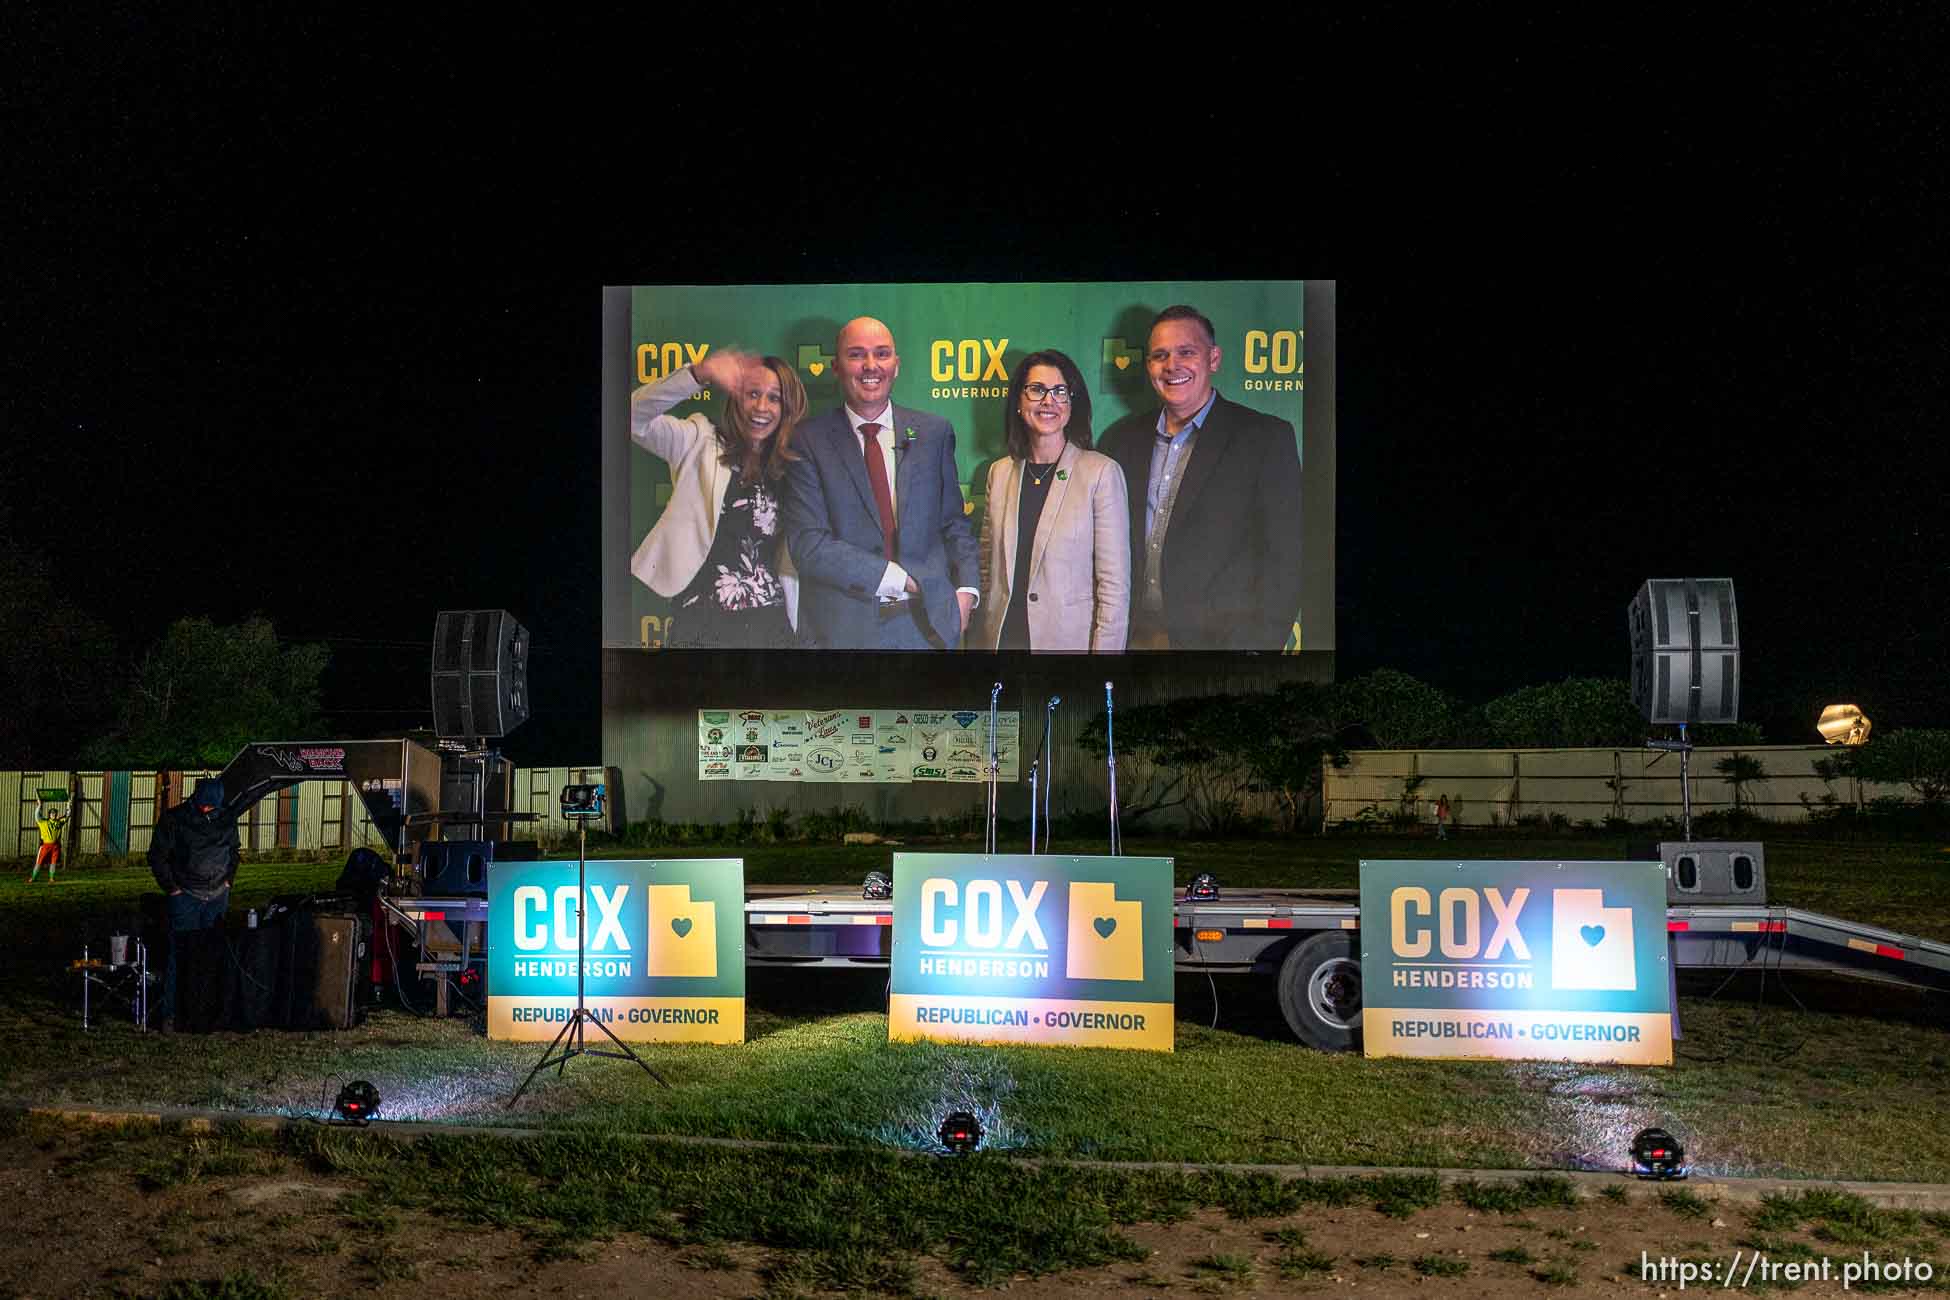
(670, 468, 794, 648)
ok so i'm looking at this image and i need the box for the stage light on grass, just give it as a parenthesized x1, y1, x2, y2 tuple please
(937, 1109, 983, 1155)
(1630, 1126, 1686, 1179)
(1186, 873, 1221, 901)
(333, 1080, 381, 1125)
(863, 871, 893, 901)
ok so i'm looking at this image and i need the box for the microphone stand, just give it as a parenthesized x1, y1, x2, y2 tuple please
(1042, 694, 1059, 852)
(1029, 695, 1060, 854)
(1104, 681, 1121, 856)
(985, 682, 1002, 854)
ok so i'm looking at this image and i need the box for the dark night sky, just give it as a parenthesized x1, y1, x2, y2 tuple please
(6, 14, 1946, 764)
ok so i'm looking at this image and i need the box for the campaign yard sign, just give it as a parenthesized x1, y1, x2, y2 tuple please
(1360, 860, 1672, 1065)
(888, 853, 1174, 1052)
(487, 858, 744, 1043)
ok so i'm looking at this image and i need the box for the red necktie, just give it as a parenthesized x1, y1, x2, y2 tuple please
(861, 421, 897, 562)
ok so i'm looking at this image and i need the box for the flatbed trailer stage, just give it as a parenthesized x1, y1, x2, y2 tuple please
(390, 885, 1950, 1050)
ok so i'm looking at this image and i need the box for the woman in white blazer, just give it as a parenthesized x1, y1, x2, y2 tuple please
(977, 349, 1130, 651)
(629, 350, 807, 647)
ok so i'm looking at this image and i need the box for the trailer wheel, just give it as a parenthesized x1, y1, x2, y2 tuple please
(1277, 931, 1363, 1052)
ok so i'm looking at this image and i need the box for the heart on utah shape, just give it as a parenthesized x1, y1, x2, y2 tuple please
(1093, 917, 1117, 938)
(671, 917, 694, 938)
(1113, 356, 1129, 370)
(807, 362, 825, 376)
(1580, 924, 1605, 947)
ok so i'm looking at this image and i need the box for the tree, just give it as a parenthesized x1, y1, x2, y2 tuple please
(0, 538, 119, 766)
(84, 617, 330, 767)
(1335, 669, 1458, 749)
(1483, 677, 1644, 748)
(1850, 729, 1950, 804)
(1712, 753, 1769, 812)
(1077, 694, 1260, 833)
(1249, 681, 1353, 831)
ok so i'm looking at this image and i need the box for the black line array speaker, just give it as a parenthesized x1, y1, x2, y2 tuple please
(1628, 579, 1740, 725)
(431, 609, 529, 738)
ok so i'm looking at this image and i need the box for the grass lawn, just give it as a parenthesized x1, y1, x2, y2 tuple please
(2, 830, 1947, 1184)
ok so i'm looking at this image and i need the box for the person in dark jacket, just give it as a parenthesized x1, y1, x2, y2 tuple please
(148, 776, 240, 1029)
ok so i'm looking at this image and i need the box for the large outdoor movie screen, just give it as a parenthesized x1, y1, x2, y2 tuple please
(600, 281, 1333, 655)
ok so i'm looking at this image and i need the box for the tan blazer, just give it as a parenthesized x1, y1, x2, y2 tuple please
(977, 442, 1130, 651)
(627, 368, 797, 627)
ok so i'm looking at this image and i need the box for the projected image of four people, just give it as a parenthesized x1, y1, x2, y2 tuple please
(628, 305, 1303, 652)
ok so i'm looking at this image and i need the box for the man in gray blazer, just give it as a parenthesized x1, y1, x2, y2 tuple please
(782, 317, 981, 649)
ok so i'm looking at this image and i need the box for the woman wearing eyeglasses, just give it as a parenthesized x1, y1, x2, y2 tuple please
(976, 349, 1130, 651)
(629, 349, 807, 648)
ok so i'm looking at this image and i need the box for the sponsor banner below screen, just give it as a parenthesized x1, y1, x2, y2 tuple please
(889, 993, 1172, 1052)
(488, 996, 744, 1044)
(1364, 1008, 1672, 1065)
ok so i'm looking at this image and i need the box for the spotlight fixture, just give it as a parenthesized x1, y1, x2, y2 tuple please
(1816, 704, 1872, 746)
(1630, 1126, 1685, 1179)
(1186, 873, 1221, 901)
(863, 871, 893, 901)
(937, 1110, 983, 1155)
(334, 1080, 381, 1125)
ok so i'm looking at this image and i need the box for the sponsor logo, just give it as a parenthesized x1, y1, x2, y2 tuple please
(738, 745, 768, 762)
(948, 748, 982, 762)
(922, 746, 938, 762)
(705, 727, 723, 743)
(256, 745, 347, 774)
(881, 732, 907, 745)
(951, 712, 980, 728)
(744, 729, 761, 742)
(857, 715, 873, 729)
(808, 747, 845, 772)
(913, 767, 947, 779)
(702, 762, 730, 776)
(947, 767, 982, 780)
(849, 733, 875, 745)
(894, 714, 910, 724)
(919, 729, 942, 744)
(701, 711, 731, 725)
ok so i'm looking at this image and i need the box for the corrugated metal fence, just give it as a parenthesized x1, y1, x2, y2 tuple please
(1321, 745, 1892, 828)
(3, 766, 608, 863)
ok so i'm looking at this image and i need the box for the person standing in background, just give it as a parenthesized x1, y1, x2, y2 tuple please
(148, 776, 239, 1031)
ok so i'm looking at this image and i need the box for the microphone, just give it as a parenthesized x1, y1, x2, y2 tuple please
(1047, 695, 1061, 708)
(991, 682, 1003, 700)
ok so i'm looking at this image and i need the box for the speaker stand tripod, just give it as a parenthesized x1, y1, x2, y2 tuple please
(508, 814, 668, 1106)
